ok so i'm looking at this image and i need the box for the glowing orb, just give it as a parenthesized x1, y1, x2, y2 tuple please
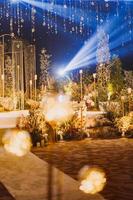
(58, 69, 65, 76)
(79, 166, 106, 194)
(44, 95, 73, 122)
(2, 130, 32, 157)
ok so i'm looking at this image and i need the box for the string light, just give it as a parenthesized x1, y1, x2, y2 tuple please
(0, 0, 131, 43)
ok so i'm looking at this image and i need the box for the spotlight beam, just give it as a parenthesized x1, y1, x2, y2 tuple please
(64, 11, 133, 73)
(65, 30, 100, 72)
(21, 0, 133, 72)
(68, 58, 96, 71)
(67, 50, 96, 70)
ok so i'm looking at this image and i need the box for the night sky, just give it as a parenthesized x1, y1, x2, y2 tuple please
(0, 0, 133, 72)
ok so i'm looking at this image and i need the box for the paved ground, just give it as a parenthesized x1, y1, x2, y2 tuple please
(0, 148, 104, 200)
(32, 138, 133, 200)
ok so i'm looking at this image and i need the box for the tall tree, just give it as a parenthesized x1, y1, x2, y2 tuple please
(110, 56, 125, 98)
(96, 29, 110, 65)
(96, 29, 111, 86)
(39, 48, 51, 88)
(96, 29, 111, 100)
(124, 70, 133, 89)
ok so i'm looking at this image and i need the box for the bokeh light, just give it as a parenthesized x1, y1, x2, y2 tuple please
(42, 94, 73, 122)
(79, 166, 106, 194)
(2, 129, 32, 157)
(58, 68, 66, 76)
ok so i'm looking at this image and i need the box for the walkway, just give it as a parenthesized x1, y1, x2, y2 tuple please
(33, 138, 133, 200)
(0, 148, 104, 200)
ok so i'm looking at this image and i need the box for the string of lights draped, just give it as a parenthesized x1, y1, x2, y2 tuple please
(0, 0, 132, 72)
(0, 0, 132, 41)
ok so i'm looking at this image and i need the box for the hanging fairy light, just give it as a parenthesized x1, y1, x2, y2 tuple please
(10, 12, 13, 34)
(0, 0, 132, 42)
(31, 6, 36, 42)
(63, 0, 67, 33)
(20, 5, 24, 37)
(17, 2, 21, 35)
(42, 0, 46, 27)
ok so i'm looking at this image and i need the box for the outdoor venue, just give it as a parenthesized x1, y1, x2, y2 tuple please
(0, 0, 133, 200)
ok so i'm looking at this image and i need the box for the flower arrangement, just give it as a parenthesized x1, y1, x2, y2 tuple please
(116, 112, 133, 136)
(26, 99, 40, 110)
(0, 97, 14, 111)
(16, 108, 48, 146)
(57, 113, 86, 140)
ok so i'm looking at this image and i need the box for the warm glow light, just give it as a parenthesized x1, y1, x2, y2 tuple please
(79, 69, 83, 74)
(42, 94, 73, 122)
(2, 129, 32, 157)
(35, 74, 37, 80)
(1, 74, 4, 80)
(127, 87, 132, 94)
(30, 80, 32, 85)
(46, 106, 69, 121)
(93, 73, 96, 79)
(79, 166, 106, 194)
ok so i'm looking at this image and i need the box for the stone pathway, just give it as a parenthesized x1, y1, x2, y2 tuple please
(0, 147, 104, 200)
(32, 138, 133, 200)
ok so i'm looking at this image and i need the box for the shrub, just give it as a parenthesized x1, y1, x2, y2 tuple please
(16, 109, 53, 146)
(86, 115, 113, 128)
(58, 114, 87, 140)
(87, 126, 120, 139)
(115, 112, 133, 137)
(85, 115, 120, 139)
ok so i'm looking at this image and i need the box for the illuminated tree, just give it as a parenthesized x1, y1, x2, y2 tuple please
(96, 29, 111, 86)
(124, 70, 133, 88)
(96, 29, 111, 101)
(107, 82, 114, 100)
(96, 29, 110, 65)
(64, 81, 81, 102)
(39, 48, 51, 88)
(83, 69, 93, 86)
(110, 57, 125, 98)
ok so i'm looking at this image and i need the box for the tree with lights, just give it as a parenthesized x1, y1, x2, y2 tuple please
(110, 56, 125, 98)
(124, 70, 133, 89)
(96, 29, 110, 65)
(39, 48, 51, 89)
(96, 29, 111, 87)
(96, 29, 111, 101)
